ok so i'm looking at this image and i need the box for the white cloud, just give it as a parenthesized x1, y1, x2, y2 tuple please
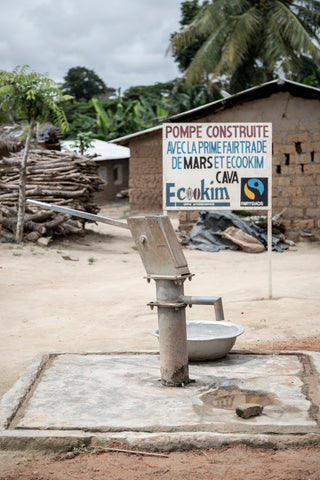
(1, 0, 182, 90)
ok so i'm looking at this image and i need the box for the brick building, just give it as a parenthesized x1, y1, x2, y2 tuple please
(113, 79, 320, 241)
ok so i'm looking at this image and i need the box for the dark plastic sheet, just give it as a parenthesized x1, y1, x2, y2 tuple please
(187, 211, 284, 252)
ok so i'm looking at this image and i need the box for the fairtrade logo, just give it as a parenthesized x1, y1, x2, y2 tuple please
(241, 177, 268, 207)
(243, 178, 265, 200)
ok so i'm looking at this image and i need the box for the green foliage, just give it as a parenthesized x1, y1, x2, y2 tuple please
(292, 56, 320, 88)
(0, 109, 10, 123)
(169, 0, 320, 93)
(92, 95, 139, 139)
(60, 77, 224, 142)
(70, 131, 95, 155)
(91, 91, 168, 140)
(72, 444, 87, 454)
(61, 66, 115, 101)
(123, 81, 175, 103)
(163, 82, 221, 116)
(0, 65, 71, 131)
(303, 71, 320, 88)
(170, 1, 207, 72)
(62, 98, 97, 139)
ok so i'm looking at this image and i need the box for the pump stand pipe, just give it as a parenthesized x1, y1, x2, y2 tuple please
(155, 279, 190, 388)
(180, 296, 225, 322)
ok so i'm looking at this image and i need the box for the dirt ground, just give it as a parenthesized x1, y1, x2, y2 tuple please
(1, 201, 320, 479)
(2, 444, 320, 480)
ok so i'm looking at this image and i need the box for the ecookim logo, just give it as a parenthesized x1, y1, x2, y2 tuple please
(166, 180, 231, 207)
(243, 178, 265, 200)
(186, 187, 201, 200)
(241, 177, 268, 207)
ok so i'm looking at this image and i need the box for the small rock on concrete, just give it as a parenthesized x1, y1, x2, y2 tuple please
(236, 403, 264, 419)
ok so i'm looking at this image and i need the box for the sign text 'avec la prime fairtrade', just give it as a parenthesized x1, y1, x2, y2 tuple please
(162, 123, 272, 211)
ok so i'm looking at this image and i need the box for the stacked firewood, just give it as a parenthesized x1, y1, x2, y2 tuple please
(0, 148, 104, 241)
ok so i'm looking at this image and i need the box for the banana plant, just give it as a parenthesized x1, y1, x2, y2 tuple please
(92, 93, 168, 140)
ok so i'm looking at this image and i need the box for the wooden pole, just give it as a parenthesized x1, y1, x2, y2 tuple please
(16, 118, 35, 243)
(268, 208, 272, 299)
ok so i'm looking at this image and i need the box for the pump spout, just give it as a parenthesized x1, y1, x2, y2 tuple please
(180, 295, 224, 321)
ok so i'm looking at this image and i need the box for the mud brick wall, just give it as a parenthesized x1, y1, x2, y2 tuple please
(272, 130, 320, 241)
(128, 131, 163, 214)
(128, 91, 320, 240)
(94, 158, 129, 202)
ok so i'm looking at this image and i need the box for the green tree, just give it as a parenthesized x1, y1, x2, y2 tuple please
(0, 65, 71, 242)
(170, 0, 206, 72)
(163, 82, 221, 116)
(123, 81, 175, 103)
(61, 66, 115, 101)
(62, 98, 97, 139)
(168, 0, 320, 93)
(293, 55, 320, 88)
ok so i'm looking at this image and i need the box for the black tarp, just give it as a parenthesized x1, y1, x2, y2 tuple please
(187, 211, 284, 252)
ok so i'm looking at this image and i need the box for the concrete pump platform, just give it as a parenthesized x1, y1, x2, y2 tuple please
(1, 350, 320, 452)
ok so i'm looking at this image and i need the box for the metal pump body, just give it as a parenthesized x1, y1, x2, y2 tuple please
(127, 215, 191, 386)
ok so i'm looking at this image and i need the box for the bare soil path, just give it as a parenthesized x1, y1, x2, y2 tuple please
(1, 445, 320, 480)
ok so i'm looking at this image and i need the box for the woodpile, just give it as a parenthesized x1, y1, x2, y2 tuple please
(0, 148, 104, 242)
(0, 124, 24, 159)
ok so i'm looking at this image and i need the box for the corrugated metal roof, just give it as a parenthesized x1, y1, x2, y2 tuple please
(61, 139, 130, 161)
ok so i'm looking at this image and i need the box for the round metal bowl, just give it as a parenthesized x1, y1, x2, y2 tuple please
(151, 321, 244, 361)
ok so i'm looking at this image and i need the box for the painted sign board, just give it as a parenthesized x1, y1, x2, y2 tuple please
(163, 123, 272, 211)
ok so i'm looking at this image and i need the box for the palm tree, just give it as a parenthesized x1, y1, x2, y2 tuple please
(168, 0, 320, 92)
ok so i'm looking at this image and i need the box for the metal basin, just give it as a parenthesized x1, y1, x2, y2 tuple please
(151, 321, 244, 361)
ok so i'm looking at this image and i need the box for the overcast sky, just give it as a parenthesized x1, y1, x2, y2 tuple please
(1, 0, 183, 92)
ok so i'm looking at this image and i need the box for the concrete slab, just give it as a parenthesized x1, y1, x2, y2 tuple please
(1, 351, 320, 452)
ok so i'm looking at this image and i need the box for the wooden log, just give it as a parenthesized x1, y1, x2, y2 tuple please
(0, 175, 20, 183)
(0, 205, 17, 217)
(1, 217, 16, 233)
(26, 166, 78, 174)
(0, 193, 18, 200)
(0, 182, 19, 190)
(55, 223, 84, 235)
(25, 231, 42, 242)
(25, 211, 54, 223)
(23, 221, 47, 234)
(26, 187, 87, 197)
(37, 214, 66, 232)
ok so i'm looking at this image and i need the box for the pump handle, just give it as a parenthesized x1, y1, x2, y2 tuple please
(26, 199, 130, 230)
